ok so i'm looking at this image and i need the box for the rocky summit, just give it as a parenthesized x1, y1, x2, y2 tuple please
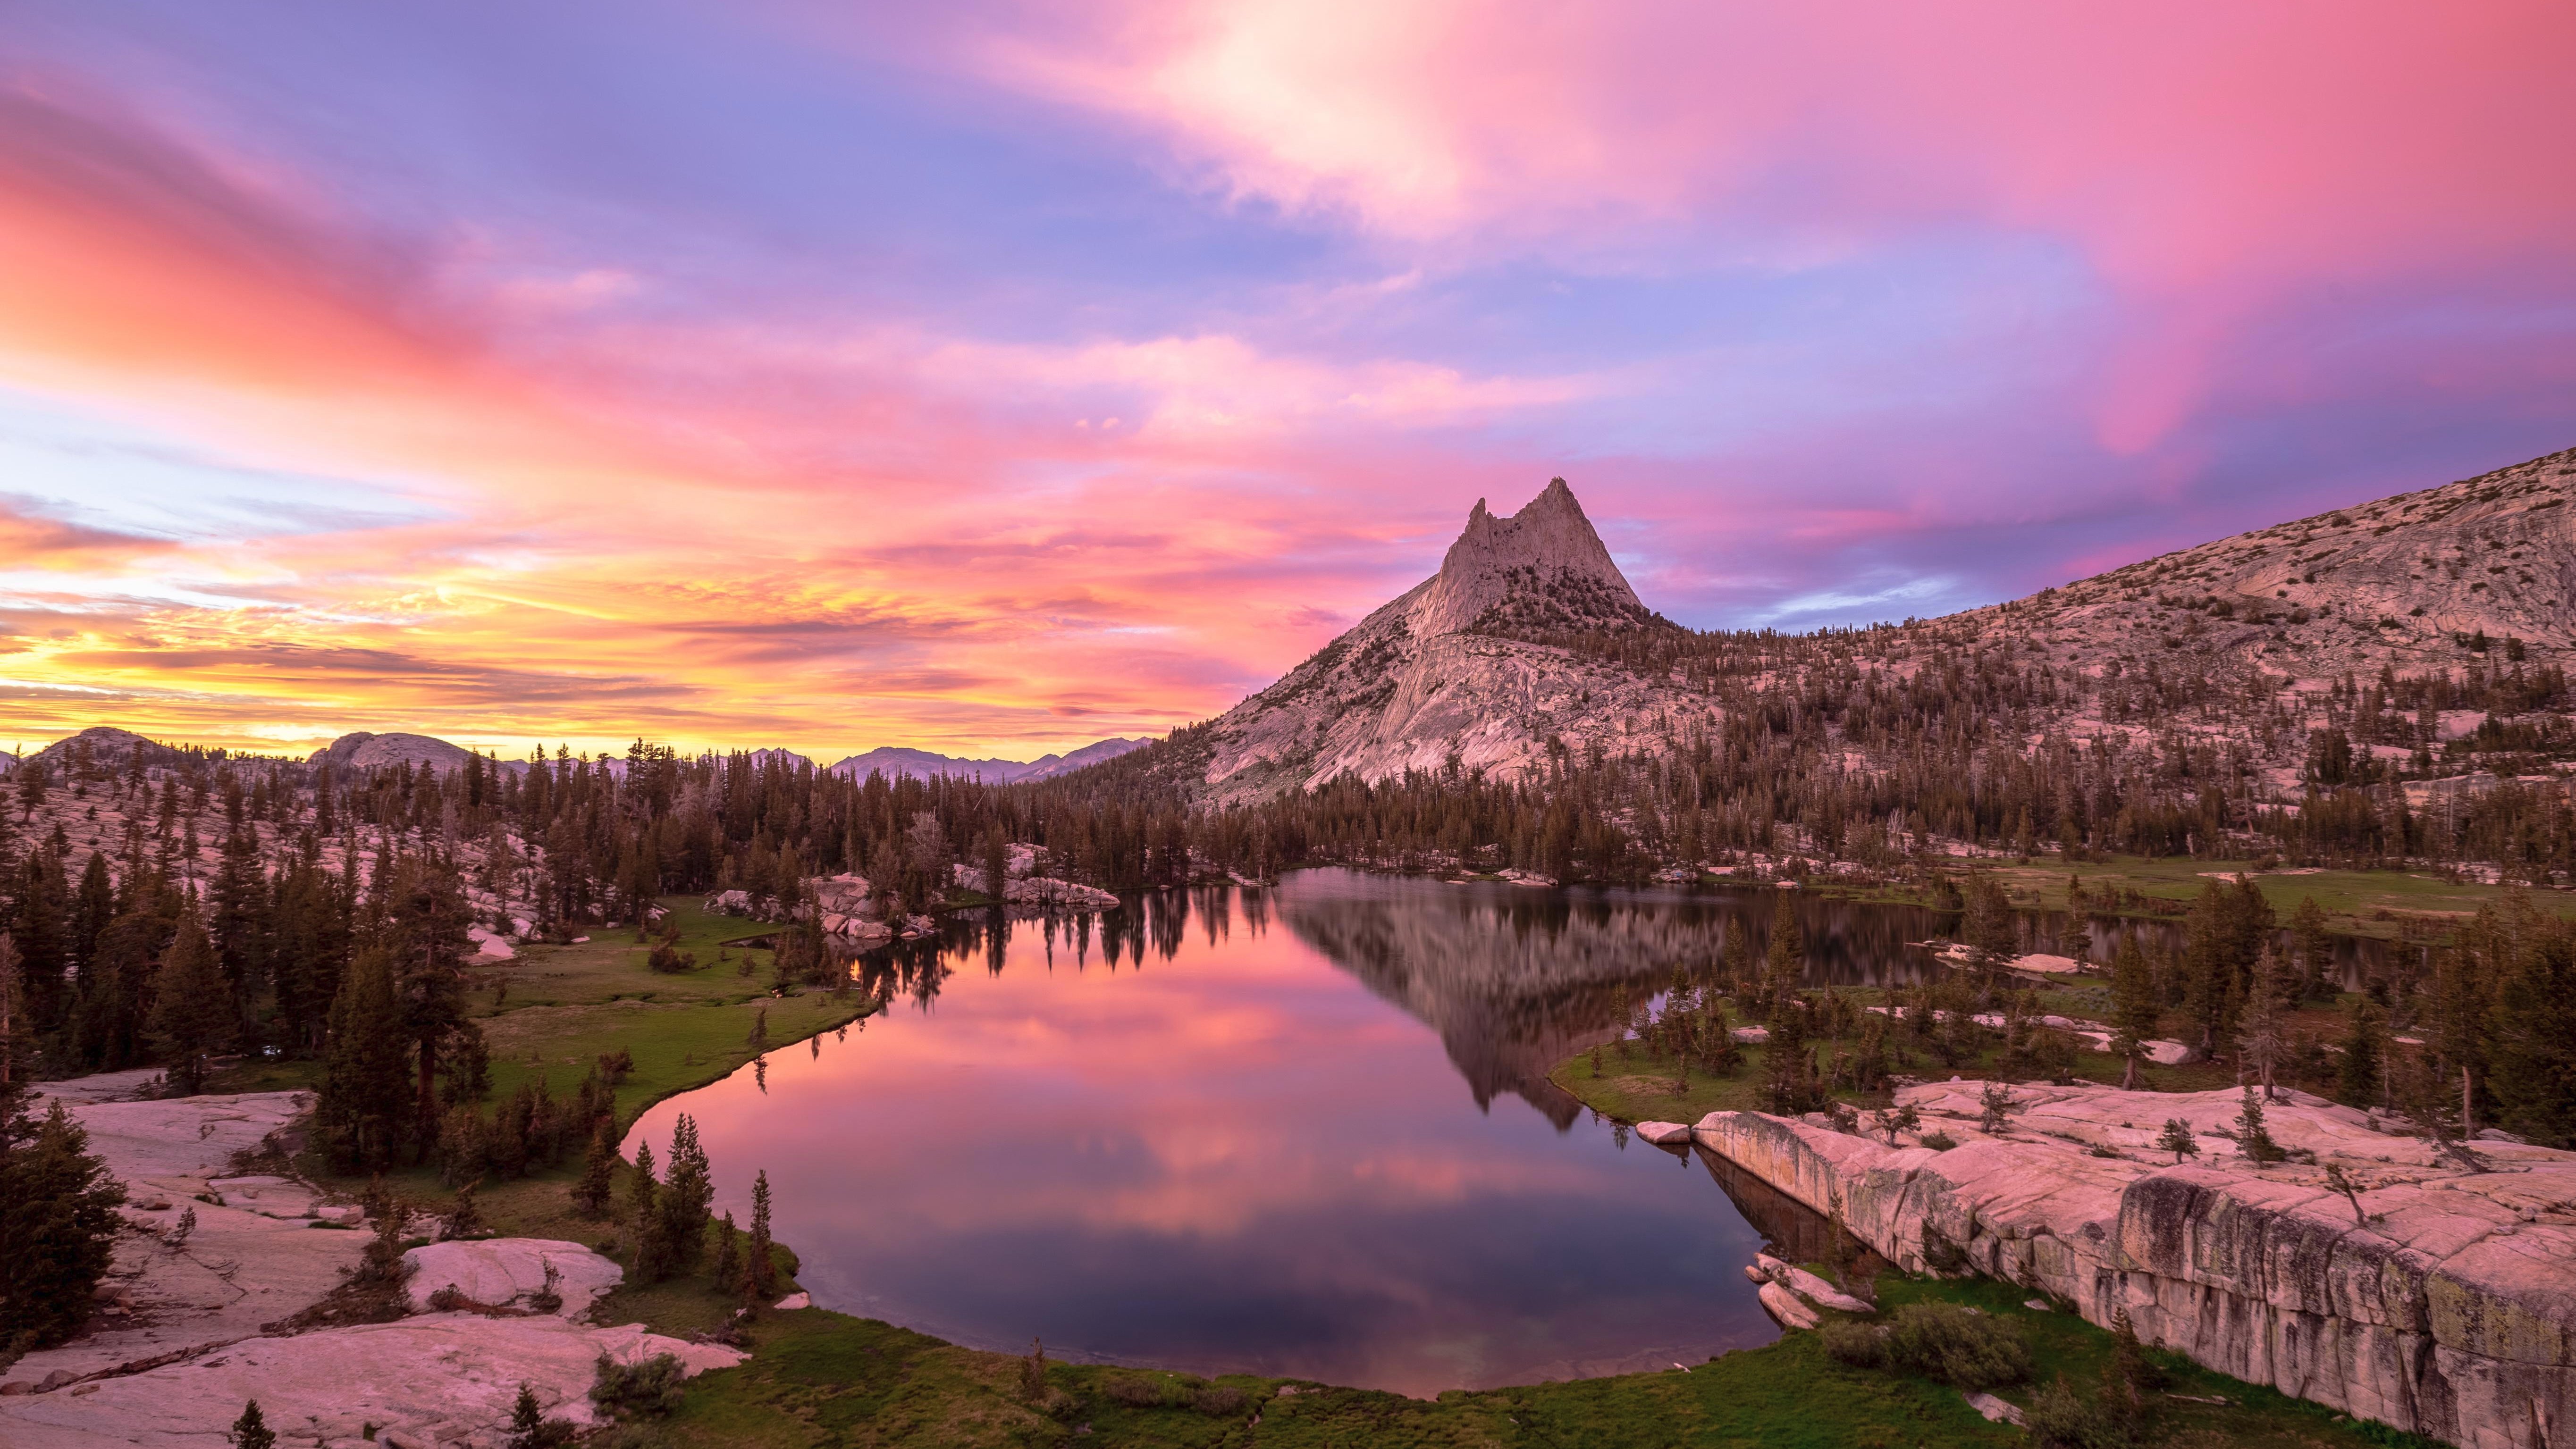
(1200, 478, 1708, 802)
(306, 730, 494, 775)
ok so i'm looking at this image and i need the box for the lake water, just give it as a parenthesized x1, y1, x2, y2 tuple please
(629, 867, 2388, 1394)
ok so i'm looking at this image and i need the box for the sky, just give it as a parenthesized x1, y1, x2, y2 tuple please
(4, 2, 2574, 763)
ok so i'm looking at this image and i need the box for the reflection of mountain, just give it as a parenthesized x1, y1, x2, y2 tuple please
(1276, 875, 1705, 1126)
(1276, 871, 1952, 1127)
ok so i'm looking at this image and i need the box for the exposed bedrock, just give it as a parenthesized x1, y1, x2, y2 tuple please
(1690, 1082, 2576, 1449)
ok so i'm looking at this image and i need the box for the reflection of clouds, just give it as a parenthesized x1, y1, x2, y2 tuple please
(635, 887, 1772, 1391)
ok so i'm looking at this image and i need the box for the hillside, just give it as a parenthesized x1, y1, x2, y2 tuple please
(1961, 445, 2576, 678)
(1186, 450, 2576, 803)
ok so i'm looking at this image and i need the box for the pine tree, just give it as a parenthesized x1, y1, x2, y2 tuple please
(2233, 1087, 2284, 1164)
(228, 1399, 277, 1449)
(0, 937, 31, 1091)
(14, 849, 69, 1038)
(2487, 928, 2576, 1148)
(2289, 896, 2335, 1001)
(1760, 1007, 1813, 1114)
(746, 1168, 777, 1298)
(1762, 907, 1805, 1013)
(2236, 946, 2287, 1099)
(573, 1118, 619, 1217)
(385, 859, 474, 1152)
(505, 1382, 573, 1449)
(657, 1114, 712, 1277)
(631, 1139, 673, 1279)
(2337, 997, 2387, 1109)
(2107, 938, 2159, 1091)
(146, 905, 234, 1095)
(2156, 1118, 2200, 1164)
(1720, 916, 1751, 995)
(0, 1087, 127, 1355)
(319, 947, 411, 1172)
(712, 1209, 741, 1292)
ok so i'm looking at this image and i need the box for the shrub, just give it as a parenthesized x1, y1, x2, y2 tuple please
(2026, 1374, 2134, 1449)
(1883, 1303, 2031, 1389)
(1102, 1375, 1173, 1407)
(1818, 1319, 1887, 1368)
(1918, 1130, 1958, 1151)
(590, 1353, 687, 1419)
(1193, 1385, 1252, 1417)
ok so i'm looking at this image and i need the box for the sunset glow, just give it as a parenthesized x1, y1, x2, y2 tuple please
(7, 2, 2574, 758)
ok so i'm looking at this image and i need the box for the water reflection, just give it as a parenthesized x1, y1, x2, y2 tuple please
(636, 871, 1784, 1394)
(641, 868, 2407, 1396)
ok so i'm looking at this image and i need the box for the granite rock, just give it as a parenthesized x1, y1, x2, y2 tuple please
(1692, 1082, 2576, 1448)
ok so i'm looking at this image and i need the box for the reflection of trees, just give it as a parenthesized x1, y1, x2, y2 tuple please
(1277, 873, 1953, 1128)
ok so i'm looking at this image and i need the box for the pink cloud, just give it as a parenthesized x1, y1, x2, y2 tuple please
(966, 1, 2576, 449)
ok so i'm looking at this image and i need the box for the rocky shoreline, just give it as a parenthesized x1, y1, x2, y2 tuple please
(1675, 1080, 2576, 1449)
(0, 1072, 743, 1449)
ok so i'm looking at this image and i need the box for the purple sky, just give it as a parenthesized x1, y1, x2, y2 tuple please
(2, 2, 2573, 757)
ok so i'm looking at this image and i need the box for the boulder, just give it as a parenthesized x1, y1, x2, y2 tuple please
(1964, 1390, 2027, 1425)
(1634, 1121, 1693, 1147)
(1756, 1279, 1819, 1330)
(774, 1292, 811, 1311)
(1754, 1254, 1873, 1314)
(401, 1239, 623, 1317)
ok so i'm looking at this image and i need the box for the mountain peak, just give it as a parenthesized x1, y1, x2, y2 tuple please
(1409, 477, 1648, 637)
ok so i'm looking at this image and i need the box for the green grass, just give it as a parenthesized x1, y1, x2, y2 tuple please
(1990, 856, 2575, 938)
(651, 1274, 2433, 1449)
(205, 895, 862, 1335)
(1548, 988, 2250, 1127)
(1802, 854, 2576, 941)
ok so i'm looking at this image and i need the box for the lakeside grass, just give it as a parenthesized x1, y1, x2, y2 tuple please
(205, 896, 862, 1333)
(1545, 983, 2277, 1127)
(1801, 852, 2576, 940)
(653, 1272, 2433, 1449)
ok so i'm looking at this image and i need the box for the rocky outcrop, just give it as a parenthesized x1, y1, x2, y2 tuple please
(1950, 445, 2576, 678)
(1, 1078, 745, 1448)
(1690, 1081, 2576, 1448)
(0, 1316, 739, 1449)
(401, 1240, 625, 1318)
(1197, 478, 1718, 803)
(306, 731, 497, 776)
(707, 874, 896, 941)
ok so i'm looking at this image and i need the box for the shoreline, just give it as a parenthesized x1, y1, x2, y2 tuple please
(8, 894, 2460, 1448)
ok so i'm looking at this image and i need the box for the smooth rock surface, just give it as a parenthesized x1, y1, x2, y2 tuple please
(0, 1316, 741, 1449)
(4, 1075, 751, 1449)
(11, 1089, 366, 1384)
(1633, 1120, 1693, 1147)
(1693, 1082, 2576, 1448)
(402, 1239, 624, 1317)
(1754, 1254, 1873, 1314)
(1755, 1280, 1819, 1330)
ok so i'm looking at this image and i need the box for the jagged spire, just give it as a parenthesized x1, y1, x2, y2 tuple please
(1409, 477, 1642, 637)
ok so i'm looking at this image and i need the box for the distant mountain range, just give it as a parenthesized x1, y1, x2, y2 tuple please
(825, 738, 1153, 783)
(11, 726, 1154, 782)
